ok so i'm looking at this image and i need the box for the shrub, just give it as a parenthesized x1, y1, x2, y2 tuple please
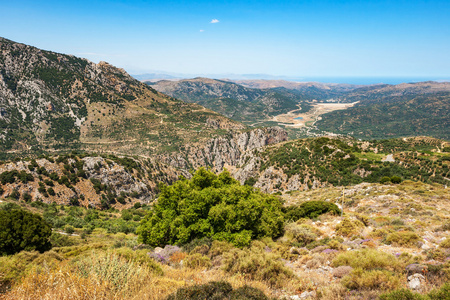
(47, 187, 55, 196)
(189, 244, 210, 256)
(284, 223, 318, 246)
(208, 240, 234, 258)
(113, 247, 163, 275)
(0, 250, 63, 289)
(332, 249, 401, 272)
(64, 225, 75, 234)
(379, 288, 424, 300)
(385, 231, 421, 247)
(50, 232, 77, 247)
(380, 176, 391, 184)
(121, 210, 133, 221)
(137, 168, 285, 247)
(284, 200, 340, 221)
(332, 266, 353, 278)
(379, 283, 450, 300)
(427, 282, 450, 300)
(222, 242, 293, 287)
(341, 268, 401, 290)
(440, 237, 450, 248)
(391, 176, 402, 184)
(335, 217, 364, 237)
(73, 252, 153, 295)
(9, 189, 20, 200)
(22, 192, 32, 202)
(426, 249, 447, 262)
(166, 281, 271, 300)
(184, 253, 212, 269)
(0, 209, 52, 255)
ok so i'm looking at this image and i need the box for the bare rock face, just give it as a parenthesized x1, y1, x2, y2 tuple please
(162, 126, 288, 173)
(82, 157, 149, 199)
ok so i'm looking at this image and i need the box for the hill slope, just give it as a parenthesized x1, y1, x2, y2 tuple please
(316, 82, 450, 139)
(230, 136, 450, 193)
(0, 37, 245, 157)
(149, 78, 306, 123)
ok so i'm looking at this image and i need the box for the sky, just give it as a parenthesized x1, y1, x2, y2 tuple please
(1, 0, 450, 81)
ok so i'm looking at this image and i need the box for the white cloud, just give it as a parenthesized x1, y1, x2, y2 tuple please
(200, 29, 205, 32)
(210, 19, 219, 23)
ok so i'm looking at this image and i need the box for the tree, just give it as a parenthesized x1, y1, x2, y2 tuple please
(0, 209, 52, 255)
(137, 168, 285, 247)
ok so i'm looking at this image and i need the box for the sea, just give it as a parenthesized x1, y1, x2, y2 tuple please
(289, 76, 450, 85)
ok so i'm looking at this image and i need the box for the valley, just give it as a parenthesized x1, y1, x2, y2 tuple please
(0, 37, 449, 300)
(271, 101, 360, 128)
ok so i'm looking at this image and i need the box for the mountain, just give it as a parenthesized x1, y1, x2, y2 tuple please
(148, 78, 305, 123)
(229, 79, 362, 100)
(0, 37, 247, 157)
(315, 82, 450, 140)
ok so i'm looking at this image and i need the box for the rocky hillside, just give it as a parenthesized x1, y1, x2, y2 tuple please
(0, 126, 288, 208)
(0, 37, 247, 158)
(149, 78, 305, 123)
(229, 136, 450, 194)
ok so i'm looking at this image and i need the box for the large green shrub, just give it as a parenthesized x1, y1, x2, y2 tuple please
(0, 209, 52, 255)
(137, 168, 285, 247)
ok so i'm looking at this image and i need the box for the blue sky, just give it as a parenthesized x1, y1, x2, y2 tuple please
(1, 0, 449, 79)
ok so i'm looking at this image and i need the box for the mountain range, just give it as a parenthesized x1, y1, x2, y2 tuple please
(149, 77, 450, 140)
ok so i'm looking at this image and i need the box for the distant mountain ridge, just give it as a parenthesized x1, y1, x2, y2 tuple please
(149, 77, 307, 123)
(150, 76, 450, 140)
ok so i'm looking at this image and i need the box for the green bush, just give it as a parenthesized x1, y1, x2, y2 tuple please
(0, 209, 52, 255)
(380, 176, 391, 184)
(391, 176, 402, 184)
(283, 200, 341, 221)
(137, 168, 285, 247)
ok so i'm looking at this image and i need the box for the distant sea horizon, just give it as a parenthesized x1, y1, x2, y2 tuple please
(132, 72, 450, 85)
(288, 76, 450, 85)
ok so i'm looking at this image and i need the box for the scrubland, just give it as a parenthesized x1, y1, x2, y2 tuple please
(0, 179, 449, 300)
